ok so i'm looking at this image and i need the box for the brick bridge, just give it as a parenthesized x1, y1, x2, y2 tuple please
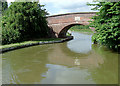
(46, 12, 96, 38)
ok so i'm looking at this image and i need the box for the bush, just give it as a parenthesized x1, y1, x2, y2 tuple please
(2, 2, 49, 45)
(88, 2, 120, 51)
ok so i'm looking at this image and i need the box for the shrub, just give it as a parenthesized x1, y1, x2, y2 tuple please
(2, 2, 49, 45)
(88, 1, 120, 51)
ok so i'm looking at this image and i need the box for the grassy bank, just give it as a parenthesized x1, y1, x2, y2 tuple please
(70, 28, 94, 34)
(68, 25, 94, 34)
(0, 38, 62, 49)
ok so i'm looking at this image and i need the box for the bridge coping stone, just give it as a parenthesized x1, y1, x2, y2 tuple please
(46, 12, 97, 17)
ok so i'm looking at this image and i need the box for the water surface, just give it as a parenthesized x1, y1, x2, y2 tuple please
(2, 32, 118, 84)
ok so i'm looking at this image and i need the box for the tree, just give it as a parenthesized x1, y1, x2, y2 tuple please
(0, 1, 2, 14)
(2, 0, 8, 12)
(88, 1, 120, 51)
(0, 0, 8, 15)
(2, 2, 49, 44)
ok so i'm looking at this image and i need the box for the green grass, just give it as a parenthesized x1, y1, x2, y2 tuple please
(69, 25, 94, 34)
(0, 38, 62, 49)
(70, 28, 94, 34)
(70, 25, 90, 29)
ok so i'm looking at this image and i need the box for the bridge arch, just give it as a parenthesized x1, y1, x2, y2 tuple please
(58, 23, 84, 38)
(47, 12, 96, 38)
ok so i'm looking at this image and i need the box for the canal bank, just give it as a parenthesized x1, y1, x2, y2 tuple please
(0, 36, 73, 53)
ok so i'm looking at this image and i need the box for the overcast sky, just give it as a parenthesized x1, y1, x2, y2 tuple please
(7, 0, 97, 15)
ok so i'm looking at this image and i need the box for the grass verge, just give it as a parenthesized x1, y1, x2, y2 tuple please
(0, 38, 62, 49)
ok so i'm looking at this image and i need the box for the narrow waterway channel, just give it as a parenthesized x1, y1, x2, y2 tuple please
(2, 32, 118, 84)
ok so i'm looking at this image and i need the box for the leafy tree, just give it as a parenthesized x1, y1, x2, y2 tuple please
(0, 1, 2, 14)
(2, 0, 8, 12)
(88, 1, 120, 51)
(2, 1, 49, 44)
(0, 0, 8, 15)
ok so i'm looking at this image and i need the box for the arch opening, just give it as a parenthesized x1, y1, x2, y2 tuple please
(58, 24, 86, 38)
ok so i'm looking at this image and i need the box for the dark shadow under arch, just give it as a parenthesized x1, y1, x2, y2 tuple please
(58, 23, 84, 38)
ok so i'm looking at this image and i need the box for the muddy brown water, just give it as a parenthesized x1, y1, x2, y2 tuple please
(2, 32, 118, 84)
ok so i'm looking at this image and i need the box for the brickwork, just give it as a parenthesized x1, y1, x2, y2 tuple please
(47, 12, 96, 38)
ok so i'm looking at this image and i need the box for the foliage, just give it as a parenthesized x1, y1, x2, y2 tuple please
(69, 25, 93, 34)
(0, 1, 2, 14)
(2, 1, 8, 12)
(88, 1, 120, 51)
(0, 0, 8, 15)
(2, 2, 49, 45)
(70, 25, 90, 30)
(0, 20, 1, 45)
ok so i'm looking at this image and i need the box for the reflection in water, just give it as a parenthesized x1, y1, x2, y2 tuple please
(2, 32, 118, 84)
(90, 44, 118, 84)
(48, 43, 104, 69)
(40, 64, 95, 84)
(67, 32, 92, 54)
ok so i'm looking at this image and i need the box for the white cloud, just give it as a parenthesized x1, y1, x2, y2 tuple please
(7, 0, 97, 15)
(7, 0, 15, 3)
(40, 0, 97, 15)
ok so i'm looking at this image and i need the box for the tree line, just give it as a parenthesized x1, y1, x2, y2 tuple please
(88, 1, 120, 51)
(1, 1, 49, 45)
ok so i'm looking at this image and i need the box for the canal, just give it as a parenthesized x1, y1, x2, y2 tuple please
(2, 32, 118, 84)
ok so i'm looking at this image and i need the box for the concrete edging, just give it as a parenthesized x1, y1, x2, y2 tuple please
(0, 36, 73, 53)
